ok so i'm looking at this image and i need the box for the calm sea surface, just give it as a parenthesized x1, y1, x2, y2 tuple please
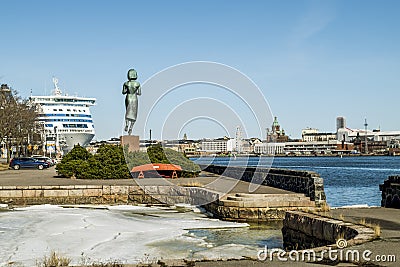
(191, 156, 400, 207)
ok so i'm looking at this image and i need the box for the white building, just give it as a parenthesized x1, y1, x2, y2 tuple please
(200, 139, 228, 153)
(337, 128, 400, 142)
(302, 128, 336, 142)
(284, 140, 351, 155)
(227, 139, 235, 152)
(254, 142, 285, 155)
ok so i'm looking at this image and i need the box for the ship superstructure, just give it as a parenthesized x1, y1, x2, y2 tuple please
(29, 78, 96, 154)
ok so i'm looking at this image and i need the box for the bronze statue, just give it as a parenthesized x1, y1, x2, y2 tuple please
(123, 69, 141, 135)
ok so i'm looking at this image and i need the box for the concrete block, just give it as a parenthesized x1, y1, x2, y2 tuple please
(59, 185, 76, 190)
(258, 208, 282, 220)
(0, 190, 23, 198)
(74, 185, 88, 189)
(42, 186, 60, 190)
(16, 186, 30, 190)
(143, 186, 159, 195)
(217, 206, 239, 219)
(83, 188, 103, 197)
(102, 185, 111, 195)
(2, 186, 17, 190)
(28, 185, 42, 189)
(102, 194, 116, 203)
(221, 200, 241, 207)
(110, 185, 129, 195)
(128, 186, 143, 194)
(22, 190, 39, 198)
(114, 195, 129, 203)
(86, 185, 103, 189)
(68, 189, 84, 197)
(43, 190, 69, 197)
(238, 208, 259, 220)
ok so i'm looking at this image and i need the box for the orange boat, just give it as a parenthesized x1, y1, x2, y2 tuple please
(131, 163, 182, 179)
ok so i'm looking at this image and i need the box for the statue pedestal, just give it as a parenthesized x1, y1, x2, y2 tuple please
(120, 135, 140, 152)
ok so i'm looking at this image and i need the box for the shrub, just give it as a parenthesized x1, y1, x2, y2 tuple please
(56, 144, 130, 179)
(56, 144, 94, 178)
(125, 144, 201, 177)
(94, 144, 131, 179)
(57, 144, 200, 179)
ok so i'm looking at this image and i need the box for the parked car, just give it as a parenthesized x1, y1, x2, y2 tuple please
(31, 156, 55, 166)
(9, 157, 50, 170)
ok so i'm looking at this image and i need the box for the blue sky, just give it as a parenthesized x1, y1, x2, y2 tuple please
(1, 0, 399, 140)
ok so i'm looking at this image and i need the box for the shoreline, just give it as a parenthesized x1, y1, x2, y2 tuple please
(8, 204, 394, 267)
(190, 154, 397, 158)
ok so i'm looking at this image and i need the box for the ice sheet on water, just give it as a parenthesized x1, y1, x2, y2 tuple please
(107, 205, 160, 211)
(0, 205, 255, 266)
(14, 204, 65, 211)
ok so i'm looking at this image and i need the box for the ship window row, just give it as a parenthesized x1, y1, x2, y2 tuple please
(63, 124, 89, 128)
(40, 119, 93, 123)
(35, 103, 89, 107)
(45, 129, 94, 133)
(39, 113, 91, 118)
(53, 99, 95, 104)
(52, 108, 87, 112)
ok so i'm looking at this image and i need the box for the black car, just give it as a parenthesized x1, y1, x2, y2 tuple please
(9, 157, 50, 170)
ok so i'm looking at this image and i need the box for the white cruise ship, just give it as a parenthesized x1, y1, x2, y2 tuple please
(29, 78, 96, 154)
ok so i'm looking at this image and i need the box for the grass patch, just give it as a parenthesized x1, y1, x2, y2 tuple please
(0, 163, 9, 171)
(372, 224, 381, 236)
(36, 251, 71, 267)
(336, 231, 345, 241)
(358, 218, 381, 237)
(318, 202, 331, 212)
(87, 261, 124, 267)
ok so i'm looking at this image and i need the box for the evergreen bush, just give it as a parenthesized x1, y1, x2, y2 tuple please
(57, 144, 200, 179)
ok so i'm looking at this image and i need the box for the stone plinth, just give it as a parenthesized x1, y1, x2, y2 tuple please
(121, 135, 139, 152)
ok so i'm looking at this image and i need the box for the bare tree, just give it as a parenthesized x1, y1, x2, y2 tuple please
(0, 84, 42, 163)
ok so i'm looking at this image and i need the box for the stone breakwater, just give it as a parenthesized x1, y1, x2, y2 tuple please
(380, 175, 400, 208)
(0, 185, 220, 207)
(202, 193, 316, 221)
(199, 165, 326, 206)
(283, 211, 377, 251)
(0, 184, 319, 221)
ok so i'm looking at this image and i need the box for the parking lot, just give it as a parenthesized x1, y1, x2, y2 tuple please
(0, 167, 135, 186)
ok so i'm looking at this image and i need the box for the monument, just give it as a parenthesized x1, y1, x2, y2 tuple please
(121, 69, 141, 152)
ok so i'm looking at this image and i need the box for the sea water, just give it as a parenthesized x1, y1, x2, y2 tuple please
(191, 156, 400, 207)
(0, 205, 282, 266)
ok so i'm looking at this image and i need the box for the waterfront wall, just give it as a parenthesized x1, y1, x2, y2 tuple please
(202, 201, 307, 221)
(0, 183, 314, 221)
(0, 185, 220, 207)
(380, 175, 400, 208)
(199, 165, 326, 206)
(283, 211, 377, 250)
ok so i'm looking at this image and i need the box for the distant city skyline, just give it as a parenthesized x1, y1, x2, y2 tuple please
(2, 1, 399, 140)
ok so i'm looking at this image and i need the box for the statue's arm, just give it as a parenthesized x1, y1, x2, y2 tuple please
(137, 84, 141, 96)
(122, 82, 128, 94)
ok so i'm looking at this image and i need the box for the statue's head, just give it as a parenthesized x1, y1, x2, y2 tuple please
(127, 69, 137, 80)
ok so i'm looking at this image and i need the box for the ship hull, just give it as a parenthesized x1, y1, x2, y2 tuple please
(62, 133, 94, 151)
